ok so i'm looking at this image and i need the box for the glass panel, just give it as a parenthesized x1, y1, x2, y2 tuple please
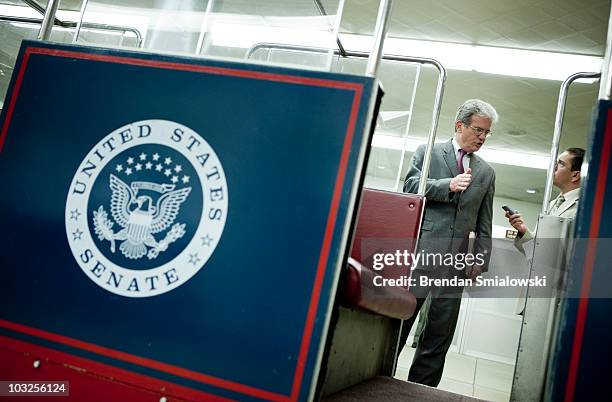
(244, 46, 439, 193)
(0, 1, 45, 108)
(0, 0, 144, 108)
(331, 56, 438, 193)
(201, 0, 343, 70)
(74, 0, 344, 71)
(245, 45, 431, 193)
(73, 0, 209, 53)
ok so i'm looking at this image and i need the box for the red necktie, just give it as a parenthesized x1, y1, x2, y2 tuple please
(457, 149, 466, 174)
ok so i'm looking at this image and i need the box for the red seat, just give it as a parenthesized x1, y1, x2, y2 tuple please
(341, 188, 424, 320)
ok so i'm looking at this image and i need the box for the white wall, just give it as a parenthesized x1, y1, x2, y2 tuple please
(492, 196, 541, 233)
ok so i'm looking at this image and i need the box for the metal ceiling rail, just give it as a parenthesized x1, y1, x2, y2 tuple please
(246, 43, 446, 196)
(542, 71, 601, 214)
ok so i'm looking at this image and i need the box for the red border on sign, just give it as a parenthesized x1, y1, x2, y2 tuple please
(0, 46, 365, 402)
(0, 335, 233, 402)
(563, 108, 612, 402)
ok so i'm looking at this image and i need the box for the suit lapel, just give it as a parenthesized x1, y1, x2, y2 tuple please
(469, 153, 481, 178)
(443, 139, 459, 177)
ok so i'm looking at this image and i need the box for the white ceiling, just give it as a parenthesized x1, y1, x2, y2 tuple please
(342, 0, 609, 55)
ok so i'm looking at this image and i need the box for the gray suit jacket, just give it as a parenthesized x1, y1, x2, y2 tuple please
(404, 139, 496, 271)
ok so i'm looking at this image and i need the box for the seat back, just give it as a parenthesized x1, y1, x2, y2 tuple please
(341, 188, 425, 317)
(351, 187, 425, 267)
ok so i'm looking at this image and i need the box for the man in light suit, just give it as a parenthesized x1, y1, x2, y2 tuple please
(506, 148, 583, 315)
(399, 99, 498, 387)
(506, 147, 584, 249)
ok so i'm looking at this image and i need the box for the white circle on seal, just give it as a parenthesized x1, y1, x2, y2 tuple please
(65, 119, 228, 297)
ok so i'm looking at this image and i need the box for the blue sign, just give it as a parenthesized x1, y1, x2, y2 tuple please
(0, 41, 375, 401)
(547, 100, 612, 401)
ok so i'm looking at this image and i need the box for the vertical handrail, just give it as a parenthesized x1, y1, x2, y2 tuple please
(542, 71, 601, 214)
(598, 7, 612, 100)
(394, 64, 420, 192)
(324, 0, 346, 72)
(73, 0, 89, 43)
(365, 0, 393, 78)
(417, 58, 445, 196)
(312, 0, 347, 57)
(37, 0, 60, 40)
(195, 0, 215, 55)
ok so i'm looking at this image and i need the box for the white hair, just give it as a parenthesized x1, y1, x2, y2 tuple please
(455, 99, 499, 126)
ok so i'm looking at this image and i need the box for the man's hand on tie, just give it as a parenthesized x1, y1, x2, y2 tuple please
(450, 168, 472, 192)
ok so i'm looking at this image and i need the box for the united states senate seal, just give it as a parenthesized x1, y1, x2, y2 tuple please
(65, 120, 228, 297)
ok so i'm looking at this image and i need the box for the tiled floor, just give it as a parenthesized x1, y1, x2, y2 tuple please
(395, 347, 513, 401)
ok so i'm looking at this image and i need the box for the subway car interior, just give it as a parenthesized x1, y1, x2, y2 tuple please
(1, 0, 612, 401)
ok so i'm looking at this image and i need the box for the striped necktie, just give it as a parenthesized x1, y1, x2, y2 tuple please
(550, 195, 565, 214)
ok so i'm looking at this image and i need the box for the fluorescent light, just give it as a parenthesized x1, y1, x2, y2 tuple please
(371, 134, 423, 152)
(209, 14, 338, 49)
(371, 134, 550, 170)
(211, 22, 333, 49)
(379, 110, 410, 122)
(477, 147, 549, 169)
(339, 34, 602, 81)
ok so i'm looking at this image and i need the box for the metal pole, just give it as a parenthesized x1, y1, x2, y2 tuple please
(365, 0, 392, 78)
(598, 2, 612, 100)
(37, 0, 61, 41)
(324, 0, 346, 72)
(417, 58, 446, 196)
(73, 0, 89, 43)
(542, 71, 601, 213)
(312, 0, 347, 57)
(196, 0, 215, 55)
(394, 64, 420, 192)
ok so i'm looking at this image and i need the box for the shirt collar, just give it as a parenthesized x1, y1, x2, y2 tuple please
(560, 187, 580, 203)
(452, 138, 469, 156)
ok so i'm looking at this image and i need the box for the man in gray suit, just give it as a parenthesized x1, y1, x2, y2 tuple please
(399, 99, 497, 387)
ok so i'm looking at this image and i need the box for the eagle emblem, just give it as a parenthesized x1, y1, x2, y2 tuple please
(93, 174, 192, 260)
